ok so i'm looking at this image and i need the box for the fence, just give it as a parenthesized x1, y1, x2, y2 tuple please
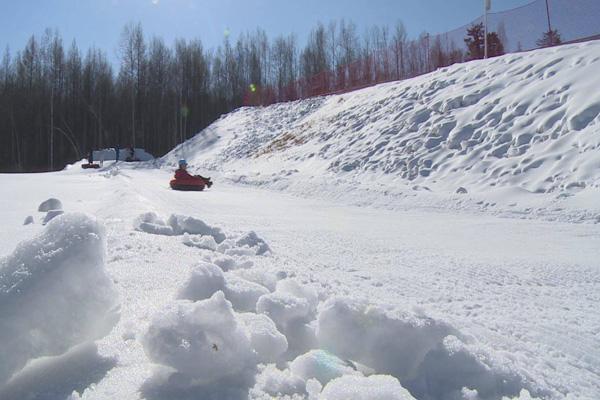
(243, 0, 600, 107)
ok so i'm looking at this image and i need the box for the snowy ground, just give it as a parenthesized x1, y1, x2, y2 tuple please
(0, 164, 598, 400)
(2, 42, 600, 400)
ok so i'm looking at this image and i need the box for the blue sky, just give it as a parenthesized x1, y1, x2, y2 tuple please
(0, 0, 533, 64)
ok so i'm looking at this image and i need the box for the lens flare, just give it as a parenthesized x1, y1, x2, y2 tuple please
(249, 84, 257, 93)
(224, 28, 231, 38)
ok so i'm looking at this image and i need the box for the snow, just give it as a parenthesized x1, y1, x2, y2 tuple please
(0, 213, 119, 386)
(320, 374, 416, 400)
(289, 349, 360, 386)
(23, 215, 33, 225)
(38, 197, 63, 212)
(238, 312, 288, 362)
(0, 41, 599, 400)
(42, 208, 65, 224)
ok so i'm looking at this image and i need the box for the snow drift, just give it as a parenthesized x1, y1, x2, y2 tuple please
(0, 213, 119, 385)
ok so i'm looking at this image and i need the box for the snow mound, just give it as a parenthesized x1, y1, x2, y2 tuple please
(289, 349, 360, 386)
(134, 212, 226, 243)
(316, 297, 535, 400)
(38, 197, 63, 212)
(23, 216, 33, 225)
(142, 292, 257, 397)
(0, 213, 119, 385)
(320, 374, 416, 400)
(42, 209, 64, 225)
(238, 312, 288, 363)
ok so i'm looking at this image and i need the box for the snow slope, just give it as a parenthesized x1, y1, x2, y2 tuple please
(165, 40, 600, 223)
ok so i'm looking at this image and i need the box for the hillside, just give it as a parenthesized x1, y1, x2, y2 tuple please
(165, 40, 600, 223)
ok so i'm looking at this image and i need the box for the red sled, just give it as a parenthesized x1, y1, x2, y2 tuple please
(170, 179, 205, 191)
(82, 163, 100, 169)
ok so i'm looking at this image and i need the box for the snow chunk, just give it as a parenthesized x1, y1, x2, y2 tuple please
(38, 198, 63, 212)
(142, 292, 256, 385)
(238, 313, 288, 363)
(257, 279, 319, 356)
(0, 213, 119, 385)
(133, 212, 174, 236)
(177, 262, 226, 302)
(317, 298, 532, 400)
(42, 209, 64, 225)
(316, 297, 454, 382)
(320, 375, 416, 400)
(236, 231, 271, 255)
(290, 349, 360, 386)
(178, 263, 270, 312)
(182, 233, 218, 251)
(251, 365, 306, 398)
(210, 254, 254, 271)
(224, 273, 270, 312)
(23, 216, 34, 225)
(133, 212, 226, 242)
(168, 214, 226, 242)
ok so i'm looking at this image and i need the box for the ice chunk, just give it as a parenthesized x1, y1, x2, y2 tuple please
(38, 198, 63, 212)
(0, 213, 119, 385)
(290, 349, 360, 386)
(320, 374, 416, 400)
(238, 312, 288, 362)
(142, 292, 256, 384)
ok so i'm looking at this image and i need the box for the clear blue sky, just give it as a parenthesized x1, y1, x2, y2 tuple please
(0, 0, 534, 64)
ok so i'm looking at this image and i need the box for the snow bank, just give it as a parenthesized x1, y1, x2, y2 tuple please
(133, 212, 174, 236)
(0, 213, 119, 385)
(238, 313, 288, 363)
(142, 292, 257, 397)
(316, 297, 532, 400)
(38, 197, 62, 212)
(320, 374, 416, 400)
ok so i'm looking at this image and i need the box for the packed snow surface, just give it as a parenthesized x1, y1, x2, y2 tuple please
(0, 42, 599, 400)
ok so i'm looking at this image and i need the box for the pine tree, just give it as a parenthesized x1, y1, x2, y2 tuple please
(536, 29, 562, 48)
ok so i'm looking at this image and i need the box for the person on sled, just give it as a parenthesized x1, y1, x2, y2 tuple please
(173, 159, 212, 189)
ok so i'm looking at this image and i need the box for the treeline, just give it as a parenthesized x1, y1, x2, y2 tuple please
(0, 21, 476, 172)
